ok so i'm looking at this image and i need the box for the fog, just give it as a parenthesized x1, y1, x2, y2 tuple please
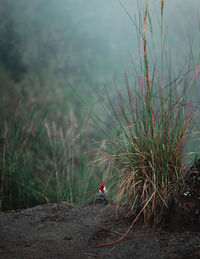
(0, 0, 200, 120)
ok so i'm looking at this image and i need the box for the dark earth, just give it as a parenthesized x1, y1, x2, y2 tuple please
(0, 162, 200, 259)
(0, 196, 199, 259)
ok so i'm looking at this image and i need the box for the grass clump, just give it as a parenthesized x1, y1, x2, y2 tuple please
(99, 0, 200, 226)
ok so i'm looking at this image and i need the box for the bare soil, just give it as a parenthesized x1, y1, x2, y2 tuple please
(0, 196, 200, 259)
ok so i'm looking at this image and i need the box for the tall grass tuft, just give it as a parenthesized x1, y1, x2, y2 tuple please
(98, 0, 200, 226)
(44, 112, 102, 204)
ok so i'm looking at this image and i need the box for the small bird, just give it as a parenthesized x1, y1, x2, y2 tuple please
(97, 181, 107, 201)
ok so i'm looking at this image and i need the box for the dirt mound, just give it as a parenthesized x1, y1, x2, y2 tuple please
(0, 198, 200, 259)
(164, 195, 200, 233)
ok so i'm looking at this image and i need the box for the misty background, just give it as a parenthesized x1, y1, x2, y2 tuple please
(1, 0, 200, 122)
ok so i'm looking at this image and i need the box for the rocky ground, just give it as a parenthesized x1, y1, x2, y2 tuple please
(0, 195, 200, 259)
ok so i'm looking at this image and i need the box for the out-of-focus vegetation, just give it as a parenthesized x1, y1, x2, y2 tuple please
(0, 0, 200, 210)
(0, 93, 105, 210)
